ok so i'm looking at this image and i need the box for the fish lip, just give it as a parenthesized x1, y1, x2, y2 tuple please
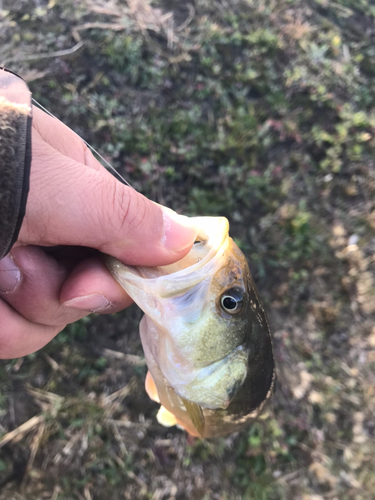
(113, 217, 230, 284)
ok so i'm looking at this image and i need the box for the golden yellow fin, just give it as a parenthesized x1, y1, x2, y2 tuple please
(145, 371, 160, 403)
(181, 398, 205, 437)
(156, 406, 179, 427)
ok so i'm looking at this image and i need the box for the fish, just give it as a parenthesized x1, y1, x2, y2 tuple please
(105, 216, 275, 438)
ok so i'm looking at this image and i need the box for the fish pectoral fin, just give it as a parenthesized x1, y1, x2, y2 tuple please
(145, 371, 160, 403)
(181, 398, 205, 438)
(156, 406, 179, 427)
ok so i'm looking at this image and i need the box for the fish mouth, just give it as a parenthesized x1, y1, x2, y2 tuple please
(105, 217, 231, 296)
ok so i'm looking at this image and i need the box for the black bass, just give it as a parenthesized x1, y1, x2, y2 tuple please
(106, 217, 275, 438)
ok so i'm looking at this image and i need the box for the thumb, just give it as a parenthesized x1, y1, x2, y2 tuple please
(18, 132, 197, 266)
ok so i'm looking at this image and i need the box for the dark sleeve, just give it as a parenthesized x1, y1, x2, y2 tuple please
(0, 67, 32, 260)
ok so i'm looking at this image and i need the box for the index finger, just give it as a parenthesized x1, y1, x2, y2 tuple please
(32, 105, 103, 171)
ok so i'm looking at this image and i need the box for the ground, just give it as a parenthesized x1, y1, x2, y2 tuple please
(0, 1, 375, 499)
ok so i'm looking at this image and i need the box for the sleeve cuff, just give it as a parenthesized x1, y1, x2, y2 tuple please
(0, 67, 32, 259)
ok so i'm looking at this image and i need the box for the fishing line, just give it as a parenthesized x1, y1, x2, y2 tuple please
(31, 98, 134, 189)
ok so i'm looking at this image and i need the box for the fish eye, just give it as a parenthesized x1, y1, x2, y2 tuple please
(220, 288, 244, 315)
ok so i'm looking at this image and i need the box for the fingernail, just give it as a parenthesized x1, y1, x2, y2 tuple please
(0, 255, 21, 293)
(161, 208, 197, 253)
(63, 293, 111, 312)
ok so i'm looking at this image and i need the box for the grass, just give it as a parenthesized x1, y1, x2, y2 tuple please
(1, 0, 375, 498)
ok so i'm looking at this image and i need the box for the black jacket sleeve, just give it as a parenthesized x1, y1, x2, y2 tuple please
(0, 67, 32, 259)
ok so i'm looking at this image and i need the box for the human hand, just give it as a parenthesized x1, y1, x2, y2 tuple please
(0, 106, 197, 358)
